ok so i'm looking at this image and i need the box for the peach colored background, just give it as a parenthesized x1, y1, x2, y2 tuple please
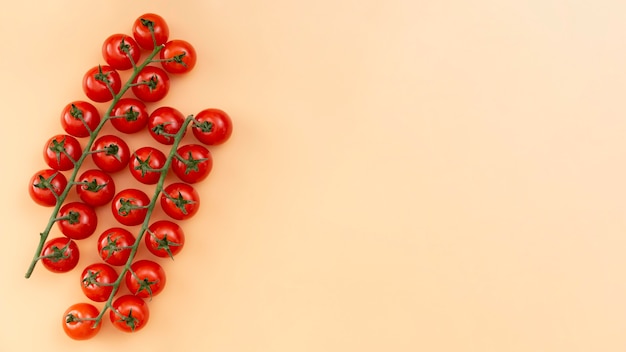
(1, 0, 626, 351)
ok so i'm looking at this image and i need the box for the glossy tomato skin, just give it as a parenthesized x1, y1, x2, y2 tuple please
(172, 144, 212, 184)
(129, 147, 166, 185)
(131, 66, 170, 102)
(192, 109, 233, 145)
(44, 134, 82, 171)
(148, 106, 185, 144)
(81, 263, 119, 302)
(57, 202, 98, 240)
(145, 220, 185, 258)
(60, 101, 101, 138)
(160, 39, 197, 74)
(82, 65, 121, 102)
(29, 169, 67, 207)
(97, 227, 136, 266)
(110, 295, 150, 332)
(132, 13, 169, 50)
(75, 169, 116, 207)
(160, 182, 200, 220)
(125, 260, 166, 298)
(110, 98, 149, 134)
(91, 135, 130, 173)
(62, 303, 101, 340)
(102, 34, 141, 70)
(112, 189, 150, 226)
(41, 237, 80, 273)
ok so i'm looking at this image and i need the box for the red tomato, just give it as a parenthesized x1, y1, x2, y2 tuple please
(29, 169, 67, 207)
(75, 169, 116, 207)
(62, 303, 101, 340)
(160, 183, 200, 220)
(172, 144, 212, 184)
(131, 66, 170, 102)
(129, 147, 166, 185)
(82, 65, 121, 102)
(111, 189, 151, 226)
(160, 39, 197, 74)
(110, 295, 150, 332)
(41, 237, 80, 273)
(192, 108, 233, 145)
(102, 34, 141, 70)
(43, 134, 82, 171)
(148, 106, 185, 144)
(91, 135, 130, 173)
(125, 260, 166, 299)
(132, 13, 169, 50)
(80, 263, 119, 302)
(110, 98, 149, 134)
(57, 202, 98, 240)
(60, 101, 101, 138)
(97, 227, 136, 266)
(145, 220, 185, 258)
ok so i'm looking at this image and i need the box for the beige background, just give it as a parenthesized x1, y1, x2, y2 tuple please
(1, 0, 626, 351)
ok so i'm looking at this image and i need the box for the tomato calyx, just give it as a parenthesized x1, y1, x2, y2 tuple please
(69, 104, 93, 135)
(49, 137, 76, 166)
(94, 65, 113, 86)
(117, 198, 147, 216)
(175, 151, 208, 174)
(114, 308, 139, 331)
(118, 106, 139, 122)
(147, 230, 180, 259)
(34, 172, 60, 192)
(82, 269, 114, 287)
(163, 191, 196, 215)
(193, 120, 214, 133)
(81, 179, 109, 193)
(100, 234, 132, 261)
(151, 122, 176, 139)
(134, 154, 161, 176)
(65, 313, 96, 324)
(129, 270, 159, 299)
(39, 241, 72, 262)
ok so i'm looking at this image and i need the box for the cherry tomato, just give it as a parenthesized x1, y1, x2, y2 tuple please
(148, 106, 185, 144)
(131, 65, 170, 102)
(125, 260, 166, 299)
(110, 98, 149, 134)
(172, 144, 212, 184)
(60, 101, 101, 138)
(112, 189, 150, 226)
(192, 108, 233, 145)
(97, 227, 136, 266)
(57, 202, 98, 240)
(81, 263, 119, 302)
(75, 169, 116, 207)
(160, 183, 200, 220)
(145, 220, 185, 258)
(29, 169, 67, 207)
(82, 65, 121, 102)
(132, 13, 169, 50)
(102, 34, 141, 70)
(110, 295, 150, 332)
(62, 303, 101, 340)
(91, 135, 130, 173)
(43, 134, 82, 171)
(129, 147, 166, 185)
(160, 39, 196, 74)
(41, 237, 80, 273)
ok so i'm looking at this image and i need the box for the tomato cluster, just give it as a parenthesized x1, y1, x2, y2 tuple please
(27, 13, 232, 340)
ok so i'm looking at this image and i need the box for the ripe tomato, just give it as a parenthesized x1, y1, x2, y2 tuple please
(172, 144, 212, 184)
(102, 34, 141, 70)
(129, 146, 166, 185)
(125, 260, 166, 299)
(97, 227, 136, 266)
(160, 39, 197, 74)
(75, 169, 116, 207)
(82, 65, 121, 103)
(81, 263, 118, 302)
(57, 202, 98, 240)
(60, 101, 101, 138)
(131, 65, 170, 102)
(148, 106, 185, 144)
(112, 189, 150, 226)
(29, 169, 67, 207)
(110, 98, 149, 134)
(91, 134, 130, 173)
(41, 237, 80, 273)
(110, 295, 150, 332)
(43, 134, 82, 171)
(160, 183, 200, 220)
(192, 108, 233, 145)
(145, 220, 185, 258)
(62, 303, 101, 340)
(132, 13, 169, 50)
